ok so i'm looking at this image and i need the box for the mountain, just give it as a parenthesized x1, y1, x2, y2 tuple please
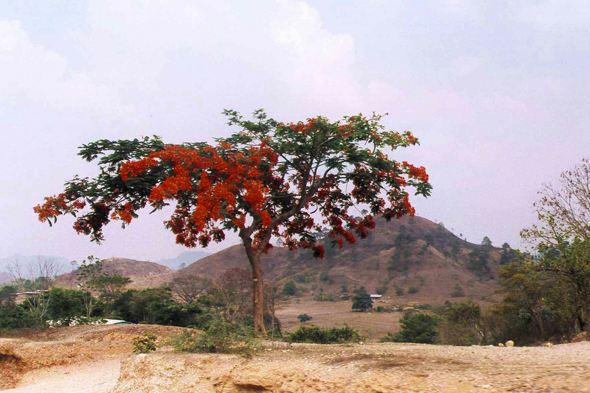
(56, 258, 174, 289)
(177, 216, 507, 303)
(156, 251, 210, 270)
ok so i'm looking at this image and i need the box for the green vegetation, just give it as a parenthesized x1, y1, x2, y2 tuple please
(381, 312, 439, 344)
(297, 314, 313, 323)
(132, 333, 158, 353)
(450, 284, 464, 298)
(283, 280, 297, 297)
(351, 287, 372, 312)
(168, 317, 260, 355)
(288, 325, 361, 344)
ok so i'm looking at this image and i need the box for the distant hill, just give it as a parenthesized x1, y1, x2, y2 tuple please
(177, 216, 507, 304)
(156, 251, 210, 270)
(51, 216, 510, 305)
(56, 258, 174, 289)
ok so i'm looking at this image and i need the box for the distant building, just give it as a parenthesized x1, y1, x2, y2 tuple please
(370, 294, 382, 299)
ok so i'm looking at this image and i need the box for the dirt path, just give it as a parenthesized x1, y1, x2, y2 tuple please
(1, 360, 120, 393)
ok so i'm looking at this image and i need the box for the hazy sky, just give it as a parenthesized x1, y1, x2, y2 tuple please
(2, 0, 590, 263)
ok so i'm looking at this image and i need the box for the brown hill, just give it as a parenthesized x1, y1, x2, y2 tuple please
(53, 216, 508, 305)
(56, 258, 174, 289)
(178, 216, 507, 304)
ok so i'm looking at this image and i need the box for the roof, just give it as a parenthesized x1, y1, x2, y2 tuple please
(370, 294, 382, 298)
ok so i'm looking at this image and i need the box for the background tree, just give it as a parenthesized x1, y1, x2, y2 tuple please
(214, 267, 251, 323)
(264, 282, 281, 335)
(522, 158, 590, 333)
(7, 256, 61, 327)
(382, 312, 439, 344)
(34, 110, 431, 333)
(352, 286, 372, 312)
(76, 256, 105, 317)
(282, 280, 297, 297)
(170, 274, 212, 304)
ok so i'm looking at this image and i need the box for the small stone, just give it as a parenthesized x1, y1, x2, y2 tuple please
(505, 340, 514, 347)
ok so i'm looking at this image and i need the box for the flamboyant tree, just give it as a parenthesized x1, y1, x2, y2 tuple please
(35, 109, 432, 333)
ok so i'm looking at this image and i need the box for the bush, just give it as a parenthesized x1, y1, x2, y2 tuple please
(297, 314, 312, 323)
(319, 272, 333, 284)
(283, 281, 297, 297)
(313, 292, 336, 302)
(169, 317, 260, 355)
(381, 313, 439, 344)
(288, 325, 361, 344)
(436, 300, 483, 346)
(450, 284, 465, 298)
(408, 286, 419, 294)
(0, 303, 34, 330)
(395, 286, 404, 296)
(132, 333, 158, 353)
(351, 288, 372, 312)
(375, 284, 388, 295)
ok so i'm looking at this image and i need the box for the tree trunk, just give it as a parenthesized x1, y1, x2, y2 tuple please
(249, 253, 266, 335)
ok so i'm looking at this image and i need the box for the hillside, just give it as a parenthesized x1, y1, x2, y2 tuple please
(56, 258, 174, 289)
(178, 216, 507, 303)
(52, 216, 510, 305)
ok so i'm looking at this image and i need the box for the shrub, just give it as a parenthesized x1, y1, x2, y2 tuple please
(319, 272, 333, 283)
(283, 281, 297, 297)
(381, 313, 439, 344)
(169, 317, 260, 354)
(132, 333, 158, 353)
(408, 286, 419, 294)
(450, 284, 465, 298)
(351, 288, 372, 312)
(297, 314, 312, 323)
(313, 292, 335, 302)
(395, 286, 404, 296)
(437, 300, 482, 346)
(288, 325, 361, 344)
(375, 284, 388, 295)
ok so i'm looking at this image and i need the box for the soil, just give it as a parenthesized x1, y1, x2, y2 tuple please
(2, 325, 589, 393)
(276, 300, 402, 340)
(112, 341, 590, 393)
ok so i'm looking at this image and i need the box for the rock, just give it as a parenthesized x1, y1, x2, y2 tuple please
(505, 340, 514, 347)
(544, 342, 553, 348)
(498, 343, 504, 347)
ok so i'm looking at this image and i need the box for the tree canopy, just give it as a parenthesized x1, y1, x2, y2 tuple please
(35, 109, 431, 332)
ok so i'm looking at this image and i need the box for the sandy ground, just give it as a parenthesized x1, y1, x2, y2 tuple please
(113, 341, 590, 393)
(2, 325, 590, 392)
(1, 360, 120, 393)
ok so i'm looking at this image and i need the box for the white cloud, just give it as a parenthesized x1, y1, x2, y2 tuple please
(0, 20, 126, 114)
(269, 0, 361, 114)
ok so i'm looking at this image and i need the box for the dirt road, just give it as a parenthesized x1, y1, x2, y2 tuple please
(2, 360, 120, 393)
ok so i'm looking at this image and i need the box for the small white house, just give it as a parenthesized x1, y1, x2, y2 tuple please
(370, 294, 382, 299)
